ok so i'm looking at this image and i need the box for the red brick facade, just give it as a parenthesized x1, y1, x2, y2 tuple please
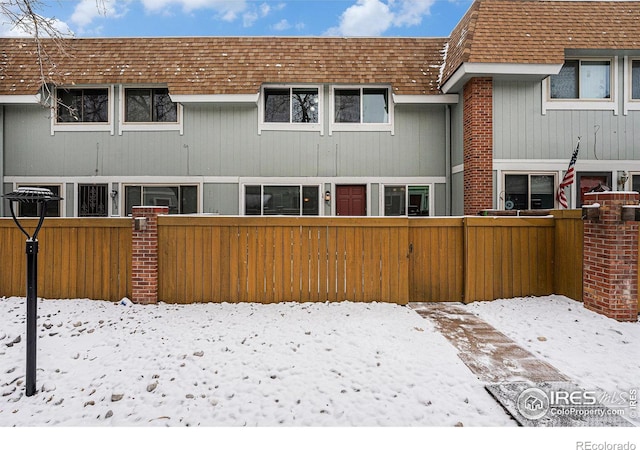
(583, 192, 639, 322)
(463, 77, 494, 215)
(131, 206, 167, 304)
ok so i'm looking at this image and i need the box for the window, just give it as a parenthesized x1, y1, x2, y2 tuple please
(632, 60, 640, 100)
(334, 87, 389, 123)
(264, 87, 318, 123)
(244, 185, 319, 216)
(331, 86, 393, 134)
(504, 174, 555, 210)
(550, 60, 611, 99)
(57, 88, 109, 122)
(259, 86, 322, 134)
(78, 184, 109, 217)
(125, 88, 177, 123)
(16, 185, 61, 217)
(383, 185, 430, 216)
(577, 172, 611, 207)
(125, 185, 198, 215)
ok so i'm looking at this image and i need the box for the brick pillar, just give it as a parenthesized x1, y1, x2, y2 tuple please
(463, 77, 494, 215)
(583, 192, 639, 322)
(131, 206, 167, 304)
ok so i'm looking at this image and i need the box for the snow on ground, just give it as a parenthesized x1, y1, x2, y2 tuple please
(0, 297, 513, 427)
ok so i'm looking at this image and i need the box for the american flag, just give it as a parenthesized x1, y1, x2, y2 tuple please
(556, 137, 581, 209)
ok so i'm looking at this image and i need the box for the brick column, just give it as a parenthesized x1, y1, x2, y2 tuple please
(583, 192, 639, 322)
(463, 77, 494, 215)
(131, 206, 167, 304)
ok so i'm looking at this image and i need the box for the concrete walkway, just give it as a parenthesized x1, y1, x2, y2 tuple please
(409, 302, 569, 383)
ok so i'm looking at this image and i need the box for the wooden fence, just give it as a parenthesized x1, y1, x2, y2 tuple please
(0, 218, 131, 301)
(0, 213, 584, 304)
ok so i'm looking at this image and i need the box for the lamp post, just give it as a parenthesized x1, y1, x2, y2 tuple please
(2, 187, 62, 397)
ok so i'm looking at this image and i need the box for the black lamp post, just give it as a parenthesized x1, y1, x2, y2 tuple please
(2, 187, 62, 397)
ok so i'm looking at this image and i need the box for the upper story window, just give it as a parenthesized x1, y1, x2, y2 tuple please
(125, 88, 177, 123)
(330, 86, 393, 134)
(119, 85, 183, 135)
(543, 57, 618, 115)
(57, 88, 109, 122)
(632, 60, 640, 100)
(259, 85, 322, 134)
(52, 85, 114, 134)
(550, 60, 611, 99)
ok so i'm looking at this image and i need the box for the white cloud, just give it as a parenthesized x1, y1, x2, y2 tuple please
(326, 0, 435, 36)
(0, 14, 73, 37)
(272, 19, 291, 31)
(139, 0, 248, 20)
(70, 0, 130, 31)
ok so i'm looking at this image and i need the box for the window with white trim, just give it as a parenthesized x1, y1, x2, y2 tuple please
(503, 173, 556, 210)
(124, 185, 198, 215)
(244, 185, 320, 216)
(331, 86, 393, 133)
(16, 185, 61, 217)
(124, 87, 177, 123)
(78, 184, 109, 217)
(259, 86, 322, 134)
(383, 185, 430, 216)
(550, 60, 611, 100)
(52, 86, 114, 133)
(543, 58, 617, 115)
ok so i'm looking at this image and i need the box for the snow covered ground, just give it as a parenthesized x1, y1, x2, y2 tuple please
(0, 294, 638, 448)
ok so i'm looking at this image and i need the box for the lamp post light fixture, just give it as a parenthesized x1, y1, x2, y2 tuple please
(2, 187, 62, 397)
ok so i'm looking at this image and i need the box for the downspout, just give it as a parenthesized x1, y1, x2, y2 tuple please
(445, 104, 452, 216)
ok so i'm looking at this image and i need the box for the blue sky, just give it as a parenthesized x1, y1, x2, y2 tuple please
(1, 0, 473, 38)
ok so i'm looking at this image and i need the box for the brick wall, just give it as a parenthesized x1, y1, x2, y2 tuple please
(583, 192, 639, 322)
(131, 206, 168, 304)
(463, 77, 494, 215)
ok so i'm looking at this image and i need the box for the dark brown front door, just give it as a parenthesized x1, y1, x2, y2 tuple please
(336, 185, 366, 216)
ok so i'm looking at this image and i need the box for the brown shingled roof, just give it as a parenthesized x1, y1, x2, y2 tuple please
(0, 37, 447, 96)
(441, 0, 640, 85)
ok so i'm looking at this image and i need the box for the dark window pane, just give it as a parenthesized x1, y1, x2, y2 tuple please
(302, 186, 319, 215)
(550, 60, 579, 99)
(633, 174, 640, 194)
(18, 185, 60, 217)
(57, 89, 83, 122)
(126, 89, 152, 122)
(79, 184, 108, 217)
(363, 88, 388, 123)
(264, 89, 290, 123)
(504, 174, 528, 210)
(632, 61, 640, 100)
(245, 185, 262, 215)
(263, 186, 300, 215)
(125, 186, 142, 216)
(335, 89, 360, 123)
(384, 186, 406, 216)
(143, 186, 179, 214)
(292, 88, 318, 123)
(82, 89, 109, 122)
(408, 186, 429, 216)
(180, 186, 198, 214)
(530, 175, 555, 209)
(153, 89, 177, 122)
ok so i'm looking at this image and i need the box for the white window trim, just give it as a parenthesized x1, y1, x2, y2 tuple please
(500, 172, 558, 210)
(329, 85, 394, 136)
(119, 85, 183, 135)
(51, 85, 115, 135)
(240, 182, 323, 216)
(258, 85, 323, 135)
(624, 56, 640, 115)
(542, 57, 618, 116)
(380, 183, 433, 217)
